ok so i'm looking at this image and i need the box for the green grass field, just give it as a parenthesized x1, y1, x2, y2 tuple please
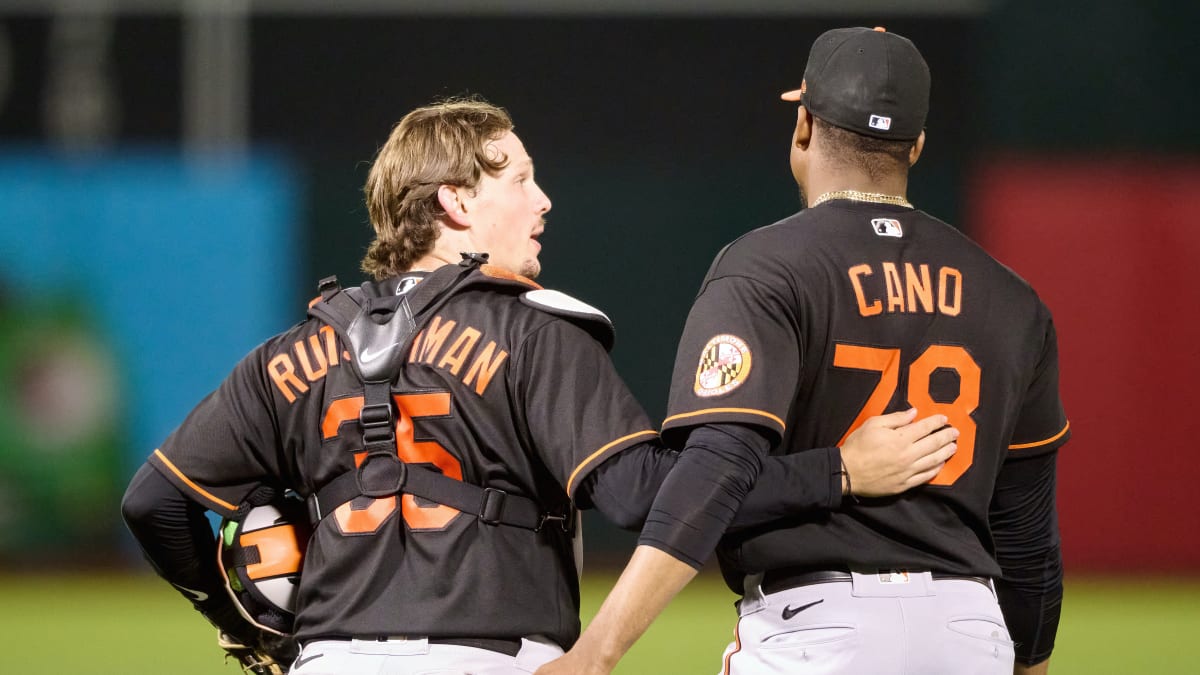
(2, 572, 1192, 673)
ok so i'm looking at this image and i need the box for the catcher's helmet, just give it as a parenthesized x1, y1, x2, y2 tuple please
(219, 494, 311, 636)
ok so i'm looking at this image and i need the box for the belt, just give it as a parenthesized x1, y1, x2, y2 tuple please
(760, 568, 991, 596)
(431, 637, 522, 657)
(349, 636, 522, 657)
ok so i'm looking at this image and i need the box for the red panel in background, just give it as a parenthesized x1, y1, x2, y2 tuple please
(969, 157, 1200, 572)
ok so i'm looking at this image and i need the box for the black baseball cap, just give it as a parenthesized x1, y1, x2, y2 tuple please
(781, 26, 930, 141)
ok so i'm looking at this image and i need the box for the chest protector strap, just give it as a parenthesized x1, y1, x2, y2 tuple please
(305, 254, 571, 533)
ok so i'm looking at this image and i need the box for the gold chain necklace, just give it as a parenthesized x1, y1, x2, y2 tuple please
(810, 189, 912, 209)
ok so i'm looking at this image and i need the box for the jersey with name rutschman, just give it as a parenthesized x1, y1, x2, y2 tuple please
(662, 201, 1069, 582)
(147, 269, 655, 647)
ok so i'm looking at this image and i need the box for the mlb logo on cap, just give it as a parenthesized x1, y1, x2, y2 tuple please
(869, 114, 893, 131)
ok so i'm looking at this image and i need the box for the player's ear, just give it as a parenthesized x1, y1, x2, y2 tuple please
(793, 106, 813, 150)
(909, 130, 926, 167)
(437, 184, 471, 228)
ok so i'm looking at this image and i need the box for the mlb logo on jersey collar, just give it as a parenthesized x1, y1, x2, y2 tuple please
(395, 276, 422, 295)
(871, 218, 903, 238)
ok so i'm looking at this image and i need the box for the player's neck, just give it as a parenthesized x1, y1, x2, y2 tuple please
(806, 169, 909, 205)
(407, 250, 459, 273)
(407, 224, 472, 273)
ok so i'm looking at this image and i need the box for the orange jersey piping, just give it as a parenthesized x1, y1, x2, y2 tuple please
(1008, 421, 1070, 450)
(566, 430, 658, 498)
(152, 449, 238, 511)
(662, 407, 786, 432)
(723, 615, 743, 675)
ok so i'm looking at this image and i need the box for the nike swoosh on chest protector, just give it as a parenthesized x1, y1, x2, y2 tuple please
(359, 343, 400, 364)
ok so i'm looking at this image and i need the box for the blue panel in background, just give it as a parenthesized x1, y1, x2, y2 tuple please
(0, 150, 301, 478)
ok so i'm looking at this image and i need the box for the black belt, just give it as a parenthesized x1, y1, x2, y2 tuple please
(347, 636, 522, 657)
(760, 568, 991, 596)
(431, 637, 522, 657)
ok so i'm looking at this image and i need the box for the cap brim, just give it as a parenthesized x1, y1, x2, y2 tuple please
(780, 89, 803, 102)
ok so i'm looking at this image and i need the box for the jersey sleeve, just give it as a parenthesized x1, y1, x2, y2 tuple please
(662, 274, 799, 446)
(1007, 309, 1070, 457)
(147, 340, 285, 518)
(512, 318, 657, 499)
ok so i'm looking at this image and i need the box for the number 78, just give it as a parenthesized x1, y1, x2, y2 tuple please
(833, 343, 980, 486)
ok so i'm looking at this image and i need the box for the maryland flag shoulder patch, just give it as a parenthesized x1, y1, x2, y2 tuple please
(694, 334, 753, 397)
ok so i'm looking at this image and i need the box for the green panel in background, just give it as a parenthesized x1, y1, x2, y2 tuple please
(0, 297, 122, 563)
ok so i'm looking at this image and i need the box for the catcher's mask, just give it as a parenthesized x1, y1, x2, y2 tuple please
(219, 493, 311, 636)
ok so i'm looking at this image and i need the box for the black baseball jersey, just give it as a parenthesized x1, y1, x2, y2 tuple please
(148, 267, 654, 647)
(662, 200, 1069, 581)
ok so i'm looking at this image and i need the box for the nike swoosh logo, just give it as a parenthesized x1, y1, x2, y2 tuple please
(359, 343, 400, 364)
(172, 584, 208, 602)
(781, 598, 824, 620)
(293, 652, 325, 670)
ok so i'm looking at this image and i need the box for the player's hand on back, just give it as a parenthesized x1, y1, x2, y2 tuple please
(534, 651, 610, 675)
(839, 408, 958, 497)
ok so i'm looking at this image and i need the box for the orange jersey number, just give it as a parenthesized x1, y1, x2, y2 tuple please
(321, 392, 462, 533)
(833, 343, 980, 486)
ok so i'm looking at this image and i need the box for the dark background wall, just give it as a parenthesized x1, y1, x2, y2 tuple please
(1, 1, 1196, 570)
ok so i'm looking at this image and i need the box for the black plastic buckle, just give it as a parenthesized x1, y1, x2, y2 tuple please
(317, 275, 340, 300)
(459, 252, 490, 267)
(356, 451, 407, 498)
(535, 509, 575, 533)
(306, 494, 323, 524)
(478, 487, 507, 526)
(360, 403, 394, 445)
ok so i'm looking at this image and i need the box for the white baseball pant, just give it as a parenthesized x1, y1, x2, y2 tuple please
(719, 570, 1014, 674)
(289, 635, 563, 674)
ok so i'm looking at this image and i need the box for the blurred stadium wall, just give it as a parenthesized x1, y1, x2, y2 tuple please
(0, 0, 1194, 572)
(0, 152, 299, 564)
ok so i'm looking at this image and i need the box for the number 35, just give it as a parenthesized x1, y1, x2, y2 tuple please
(321, 392, 461, 533)
(833, 343, 980, 486)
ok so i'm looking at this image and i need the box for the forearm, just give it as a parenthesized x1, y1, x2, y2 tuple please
(733, 446, 841, 529)
(995, 547, 1062, 666)
(991, 451, 1062, 665)
(120, 463, 254, 638)
(552, 425, 761, 674)
(570, 545, 699, 670)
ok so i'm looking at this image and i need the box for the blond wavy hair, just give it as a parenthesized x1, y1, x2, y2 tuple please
(362, 97, 513, 279)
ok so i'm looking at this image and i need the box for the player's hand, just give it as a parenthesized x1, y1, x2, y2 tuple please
(217, 629, 296, 675)
(839, 408, 958, 497)
(534, 650, 611, 675)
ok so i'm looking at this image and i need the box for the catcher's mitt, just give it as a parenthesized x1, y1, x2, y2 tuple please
(218, 630, 294, 675)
